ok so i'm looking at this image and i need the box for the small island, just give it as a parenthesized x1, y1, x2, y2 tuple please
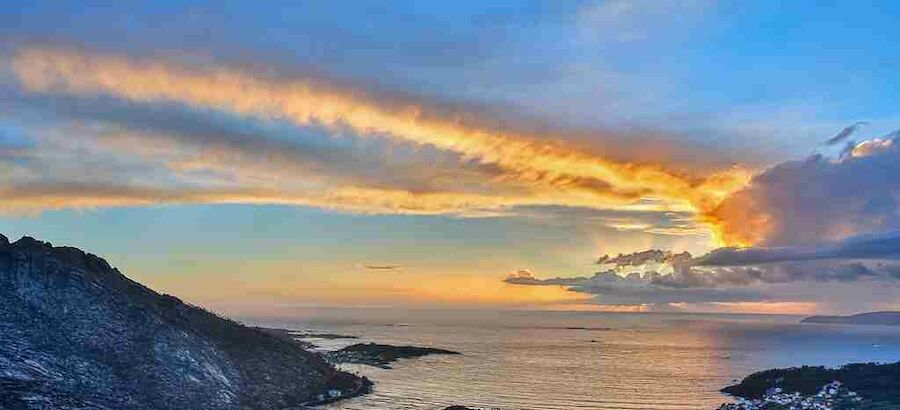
(325, 343, 460, 369)
(801, 311, 900, 326)
(719, 362, 900, 409)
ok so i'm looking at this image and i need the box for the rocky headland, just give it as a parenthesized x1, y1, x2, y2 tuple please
(0, 234, 371, 410)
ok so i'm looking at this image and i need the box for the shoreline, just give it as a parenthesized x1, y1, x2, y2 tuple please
(298, 380, 373, 408)
(255, 326, 463, 407)
(248, 318, 898, 410)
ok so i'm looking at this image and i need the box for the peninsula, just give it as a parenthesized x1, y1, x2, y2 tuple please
(719, 362, 900, 409)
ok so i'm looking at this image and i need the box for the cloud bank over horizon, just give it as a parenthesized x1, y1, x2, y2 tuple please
(507, 229, 900, 311)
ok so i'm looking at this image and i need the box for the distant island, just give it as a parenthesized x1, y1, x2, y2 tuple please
(719, 362, 900, 409)
(0, 234, 371, 409)
(801, 311, 900, 326)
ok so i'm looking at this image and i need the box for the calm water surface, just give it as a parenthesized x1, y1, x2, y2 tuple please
(246, 309, 900, 410)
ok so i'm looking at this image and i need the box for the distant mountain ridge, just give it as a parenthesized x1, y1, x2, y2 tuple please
(801, 311, 900, 326)
(0, 234, 368, 410)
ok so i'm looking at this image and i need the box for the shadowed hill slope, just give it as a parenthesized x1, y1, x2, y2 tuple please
(0, 234, 369, 410)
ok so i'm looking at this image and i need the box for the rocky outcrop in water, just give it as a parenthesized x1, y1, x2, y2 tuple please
(325, 343, 460, 369)
(0, 235, 370, 410)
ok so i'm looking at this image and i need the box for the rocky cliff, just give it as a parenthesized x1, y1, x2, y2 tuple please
(0, 234, 369, 410)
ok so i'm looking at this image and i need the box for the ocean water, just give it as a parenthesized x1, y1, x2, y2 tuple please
(246, 309, 900, 410)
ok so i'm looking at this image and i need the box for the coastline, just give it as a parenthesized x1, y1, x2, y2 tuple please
(241, 310, 900, 409)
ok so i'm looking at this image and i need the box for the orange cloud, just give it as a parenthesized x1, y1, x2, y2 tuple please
(9, 48, 751, 221)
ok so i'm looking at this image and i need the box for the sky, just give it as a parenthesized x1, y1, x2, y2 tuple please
(1, 0, 900, 315)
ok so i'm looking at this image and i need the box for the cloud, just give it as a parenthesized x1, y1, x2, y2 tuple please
(824, 121, 867, 145)
(850, 137, 895, 158)
(597, 249, 692, 267)
(506, 232, 900, 306)
(5, 47, 751, 216)
(596, 215, 708, 236)
(693, 231, 900, 266)
(4, 92, 507, 193)
(504, 269, 766, 305)
(0, 179, 547, 217)
(505, 260, 900, 306)
(703, 132, 900, 246)
(360, 264, 403, 272)
(0, 116, 725, 220)
(15, 44, 900, 264)
(505, 269, 584, 286)
(506, 269, 535, 280)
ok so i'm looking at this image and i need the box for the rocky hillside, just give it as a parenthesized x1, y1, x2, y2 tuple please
(0, 235, 369, 410)
(721, 362, 900, 408)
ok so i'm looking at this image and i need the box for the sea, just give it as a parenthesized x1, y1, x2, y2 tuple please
(245, 309, 900, 410)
